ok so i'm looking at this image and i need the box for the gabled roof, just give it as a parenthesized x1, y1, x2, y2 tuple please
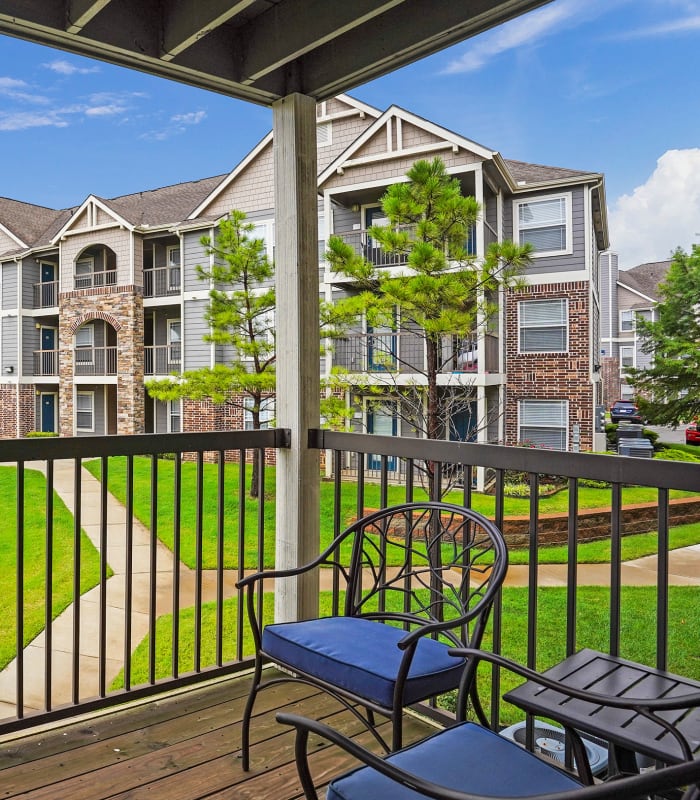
(618, 260, 671, 303)
(0, 197, 64, 252)
(504, 159, 602, 187)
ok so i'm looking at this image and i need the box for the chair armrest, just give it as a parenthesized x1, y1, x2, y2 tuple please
(276, 712, 700, 800)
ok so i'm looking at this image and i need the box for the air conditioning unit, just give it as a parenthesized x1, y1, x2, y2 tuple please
(499, 720, 609, 776)
(618, 439, 654, 458)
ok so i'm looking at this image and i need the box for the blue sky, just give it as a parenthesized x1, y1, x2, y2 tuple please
(0, 0, 698, 269)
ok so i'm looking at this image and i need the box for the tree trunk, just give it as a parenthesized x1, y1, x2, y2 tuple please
(426, 338, 440, 501)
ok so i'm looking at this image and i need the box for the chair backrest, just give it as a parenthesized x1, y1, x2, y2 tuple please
(339, 502, 508, 648)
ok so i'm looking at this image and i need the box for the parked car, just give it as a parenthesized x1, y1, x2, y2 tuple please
(610, 400, 644, 424)
(686, 423, 700, 445)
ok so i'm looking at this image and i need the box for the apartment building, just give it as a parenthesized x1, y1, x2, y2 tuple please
(599, 252, 670, 407)
(0, 95, 608, 452)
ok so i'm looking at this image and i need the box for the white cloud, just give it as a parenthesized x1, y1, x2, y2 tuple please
(85, 104, 127, 116)
(442, 0, 613, 74)
(0, 77, 27, 90)
(609, 149, 700, 268)
(171, 111, 206, 125)
(44, 59, 99, 75)
(0, 111, 70, 131)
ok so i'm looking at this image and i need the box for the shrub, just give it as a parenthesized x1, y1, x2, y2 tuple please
(654, 448, 700, 463)
(25, 430, 58, 438)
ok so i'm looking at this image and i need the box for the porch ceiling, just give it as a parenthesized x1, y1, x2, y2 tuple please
(0, 0, 552, 105)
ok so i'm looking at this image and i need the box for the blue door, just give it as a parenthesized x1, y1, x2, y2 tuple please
(41, 394, 56, 433)
(367, 406, 397, 470)
(450, 402, 478, 442)
(41, 327, 55, 350)
(41, 263, 55, 283)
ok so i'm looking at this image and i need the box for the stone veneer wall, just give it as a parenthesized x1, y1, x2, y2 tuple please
(58, 286, 144, 435)
(505, 282, 593, 451)
(0, 384, 35, 437)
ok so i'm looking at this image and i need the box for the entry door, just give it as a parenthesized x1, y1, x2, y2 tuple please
(41, 393, 56, 433)
(367, 406, 397, 470)
(364, 206, 390, 266)
(450, 402, 478, 443)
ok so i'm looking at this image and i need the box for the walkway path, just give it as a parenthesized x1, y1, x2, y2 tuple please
(1, 461, 699, 717)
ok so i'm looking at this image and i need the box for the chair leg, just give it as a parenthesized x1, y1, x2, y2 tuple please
(391, 710, 403, 751)
(240, 659, 263, 772)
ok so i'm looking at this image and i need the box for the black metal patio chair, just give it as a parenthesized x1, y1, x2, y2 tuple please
(236, 501, 508, 771)
(278, 648, 700, 800)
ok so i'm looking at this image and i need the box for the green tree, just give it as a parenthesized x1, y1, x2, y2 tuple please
(324, 157, 532, 499)
(147, 210, 275, 496)
(628, 245, 700, 426)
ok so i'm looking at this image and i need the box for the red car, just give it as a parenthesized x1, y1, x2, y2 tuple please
(686, 423, 700, 445)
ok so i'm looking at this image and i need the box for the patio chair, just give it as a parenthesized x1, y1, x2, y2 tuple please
(278, 648, 700, 800)
(236, 501, 508, 771)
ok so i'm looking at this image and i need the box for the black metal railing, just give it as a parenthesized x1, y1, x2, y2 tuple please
(0, 428, 289, 736)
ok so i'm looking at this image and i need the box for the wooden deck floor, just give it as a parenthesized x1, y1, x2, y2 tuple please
(0, 670, 438, 800)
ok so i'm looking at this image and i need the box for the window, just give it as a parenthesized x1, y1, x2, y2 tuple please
(75, 257, 94, 288)
(620, 310, 634, 332)
(251, 220, 274, 260)
(167, 320, 182, 365)
(76, 391, 94, 432)
(519, 299, 568, 353)
(620, 345, 635, 369)
(75, 324, 94, 365)
(244, 396, 275, 430)
(514, 194, 571, 256)
(519, 400, 568, 451)
(167, 245, 181, 289)
(168, 400, 181, 433)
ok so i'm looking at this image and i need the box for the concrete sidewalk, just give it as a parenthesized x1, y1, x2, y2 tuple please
(1, 461, 699, 717)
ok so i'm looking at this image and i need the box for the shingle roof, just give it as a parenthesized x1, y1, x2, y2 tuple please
(618, 260, 671, 301)
(504, 159, 599, 185)
(0, 197, 64, 251)
(100, 174, 228, 227)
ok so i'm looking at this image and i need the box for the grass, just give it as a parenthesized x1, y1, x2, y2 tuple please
(0, 466, 105, 669)
(113, 585, 700, 725)
(83, 456, 700, 570)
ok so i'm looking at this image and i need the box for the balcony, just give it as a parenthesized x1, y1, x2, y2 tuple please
(33, 349, 58, 376)
(144, 266, 181, 297)
(74, 270, 117, 291)
(0, 430, 698, 796)
(74, 346, 117, 375)
(32, 281, 58, 308)
(144, 344, 182, 375)
(331, 331, 499, 374)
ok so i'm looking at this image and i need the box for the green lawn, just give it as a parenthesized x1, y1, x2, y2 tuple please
(83, 456, 700, 570)
(114, 585, 700, 724)
(0, 466, 104, 669)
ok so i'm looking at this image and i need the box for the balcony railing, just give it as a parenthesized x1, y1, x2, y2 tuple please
(144, 266, 181, 297)
(144, 344, 182, 374)
(331, 331, 499, 373)
(74, 346, 117, 375)
(74, 270, 117, 290)
(33, 349, 58, 376)
(33, 281, 58, 308)
(0, 427, 697, 745)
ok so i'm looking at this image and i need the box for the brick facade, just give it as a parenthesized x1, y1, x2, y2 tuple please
(505, 282, 594, 452)
(0, 384, 35, 438)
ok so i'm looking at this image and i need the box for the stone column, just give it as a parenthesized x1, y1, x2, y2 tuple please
(273, 93, 320, 623)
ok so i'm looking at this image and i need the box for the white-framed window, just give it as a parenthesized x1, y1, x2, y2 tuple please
(244, 396, 275, 430)
(167, 319, 182, 364)
(620, 384, 635, 400)
(620, 310, 635, 332)
(75, 324, 94, 365)
(166, 244, 181, 288)
(316, 120, 332, 147)
(514, 193, 572, 256)
(250, 219, 275, 261)
(518, 298, 568, 353)
(75, 256, 95, 288)
(518, 399, 568, 451)
(168, 400, 181, 432)
(76, 391, 95, 432)
(619, 345, 635, 369)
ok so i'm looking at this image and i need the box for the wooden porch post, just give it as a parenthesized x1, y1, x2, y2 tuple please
(273, 93, 320, 623)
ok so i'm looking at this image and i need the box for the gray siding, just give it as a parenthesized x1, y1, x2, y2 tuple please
(183, 230, 210, 292)
(2, 262, 18, 310)
(23, 258, 41, 308)
(22, 318, 41, 374)
(2, 316, 18, 372)
(183, 299, 211, 368)
(332, 204, 361, 235)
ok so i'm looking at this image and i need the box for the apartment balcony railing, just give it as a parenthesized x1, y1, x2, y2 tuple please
(32, 281, 58, 308)
(331, 224, 477, 269)
(331, 331, 499, 374)
(0, 427, 698, 749)
(74, 346, 117, 375)
(33, 349, 58, 376)
(144, 344, 182, 374)
(144, 266, 181, 297)
(74, 270, 117, 290)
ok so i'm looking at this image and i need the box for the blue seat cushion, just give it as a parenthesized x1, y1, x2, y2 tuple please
(327, 721, 583, 800)
(262, 616, 464, 708)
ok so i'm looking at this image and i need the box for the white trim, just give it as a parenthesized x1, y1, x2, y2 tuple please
(512, 191, 573, 258)
(517, 398, 569, 451)
(167, 399, 182, 433)
(38, 391, 58, 433)
(189, 132, 273, 219)
(75, 389, 95, 432)
(51, 196, 133, 243)
(0, 220, 27, 249)
(615, 280, 657, 304)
